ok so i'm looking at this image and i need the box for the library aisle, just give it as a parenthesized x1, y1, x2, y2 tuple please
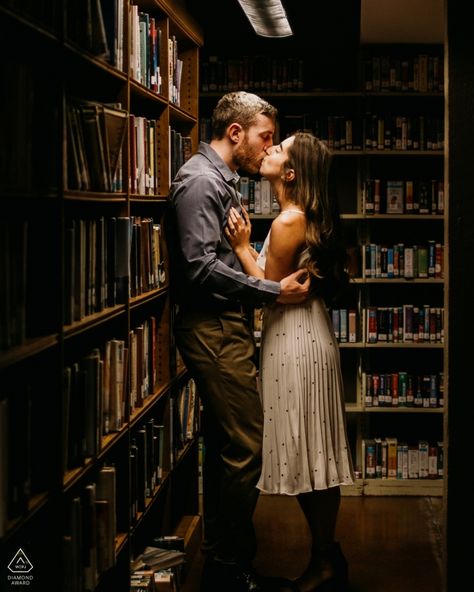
(183, 495, 443, 592)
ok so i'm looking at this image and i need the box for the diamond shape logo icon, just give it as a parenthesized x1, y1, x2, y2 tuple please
(7, 548, 33, 573)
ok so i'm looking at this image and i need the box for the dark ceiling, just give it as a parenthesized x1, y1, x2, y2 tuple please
(184, 0, 362, 89)
(184, 0, 361, 47)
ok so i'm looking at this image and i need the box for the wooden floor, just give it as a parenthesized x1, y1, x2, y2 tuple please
(182, 494, 443, 592)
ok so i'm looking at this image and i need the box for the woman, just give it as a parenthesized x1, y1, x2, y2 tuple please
(226, 132, 355, 592)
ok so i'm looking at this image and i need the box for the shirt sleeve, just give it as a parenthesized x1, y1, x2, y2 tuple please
(173, 173, 280, 303)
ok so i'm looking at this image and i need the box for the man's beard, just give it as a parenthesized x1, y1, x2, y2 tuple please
(234, 136, 262, 174)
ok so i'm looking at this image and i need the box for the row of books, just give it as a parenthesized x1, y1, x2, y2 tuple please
(330, 305, 445, 344)
(65, 216, 127, 323)
(131, 418, 167, 520)
(129, 115, 160, 196)
(130, 218, 166, 296)
(66, 100, 127, 193)
(361, 53, 444, 93)
(200, 53, 443, 94)
(362, 241, 444, 279)
(64, 311, 172, 465)
(362, 438, 443, 480)
(201, 113, 444, 153)
(63, 340, 128, 471)
(131, 121, 192, 197)
(168, 35, 184, 106)
(63, 466, 117, 592)
(200, 55, 305, 93)
(0, 221, 27, 349)
(331, 309, 357, 343)
(279, 113, 444, 152)
(366, 305, 444, 344)
(67, 0, 184, 102)
(67, 103, 193, 196)
(0, 386, 33, 532)
(170, 129, 193, 182)
(130, 379, 200, 519)
(1, 60, 58, 194)
(132, 566, 181, 591)
(66, 0, 125, 71)
(129, 316, 166, 415)
(362, 113, 444, 151)
(64, 216, 166, 325)
(364, 178, 444, 215)
(362, 371, 444, 408)
(173, 379, 200, 451)
(130, 6, 163, 94)
(131, 544, 186, 591)
(238, 177, 279, 216)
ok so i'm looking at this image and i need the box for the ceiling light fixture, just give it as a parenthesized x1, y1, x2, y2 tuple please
(236, 0, 293, 38)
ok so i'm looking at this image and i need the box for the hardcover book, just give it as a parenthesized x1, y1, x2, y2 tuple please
(386, 180, 404, 214)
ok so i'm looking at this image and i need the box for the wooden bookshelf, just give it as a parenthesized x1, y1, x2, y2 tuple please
(198, 44, 446, 498)
(0, 2, 203, 590)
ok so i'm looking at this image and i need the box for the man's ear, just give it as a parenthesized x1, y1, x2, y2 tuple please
(228, 123, 243, 144)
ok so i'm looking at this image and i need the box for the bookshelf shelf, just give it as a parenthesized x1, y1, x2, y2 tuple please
(63, 457, 96, 492)
(364, 407, 444, 413)
(63, 190, 128, 202)
(130, 79, 169, 105)
(129, 383, 171, 428)
(333, 150, 444, 157)
(129, 287, 169, 308)
(170, 102, 199, 123)
(0, 335, 58, 370)
(340, 479, 365, 496)
(0, 2, 203, 590)
(338, 342, 444, 349)
(130, 196, 169, 204)
(63, 42, 129, 81)
(339, 342, 365, 349)
(99, 430, 130, 457)
(341, 213, 444, 220)
(364, 342, 444, 349)
(2, 493, 49, 543)
(352, 278, 444, 284)
(363, 478, 443, 496)
(62, 305, 126, 338)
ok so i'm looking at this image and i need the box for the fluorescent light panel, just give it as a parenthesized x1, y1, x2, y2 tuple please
(237, 0, 293, 38)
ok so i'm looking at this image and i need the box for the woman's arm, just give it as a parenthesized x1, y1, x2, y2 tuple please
(226, 207, 311, 303)
(225, 207, 265, 278)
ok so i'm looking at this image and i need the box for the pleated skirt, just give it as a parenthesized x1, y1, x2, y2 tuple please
(256, 298, 355, 495)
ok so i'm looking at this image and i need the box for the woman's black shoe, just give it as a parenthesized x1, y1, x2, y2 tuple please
(279, 542, 348, 592)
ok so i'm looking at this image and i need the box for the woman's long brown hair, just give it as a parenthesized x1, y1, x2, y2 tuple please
(282, 132, 348, 305)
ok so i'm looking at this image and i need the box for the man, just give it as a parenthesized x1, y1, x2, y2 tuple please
(167, 92, 309, 592)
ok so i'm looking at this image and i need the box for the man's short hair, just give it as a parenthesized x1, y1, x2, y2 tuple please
(211, 91, 278, 139)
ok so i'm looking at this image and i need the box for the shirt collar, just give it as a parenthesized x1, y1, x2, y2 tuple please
(198, 141, 240, 186)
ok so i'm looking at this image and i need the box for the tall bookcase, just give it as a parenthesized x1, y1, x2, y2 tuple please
(198, 44, 446, 498)
(0, 1, 202, 590)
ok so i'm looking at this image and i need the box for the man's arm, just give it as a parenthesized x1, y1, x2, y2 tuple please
(277, 269, 310, 303)
(171, 174, 280, 303)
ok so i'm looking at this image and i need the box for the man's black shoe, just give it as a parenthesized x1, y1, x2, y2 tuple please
(200, 560, 295, 592)
(200, 560, 263, 592)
